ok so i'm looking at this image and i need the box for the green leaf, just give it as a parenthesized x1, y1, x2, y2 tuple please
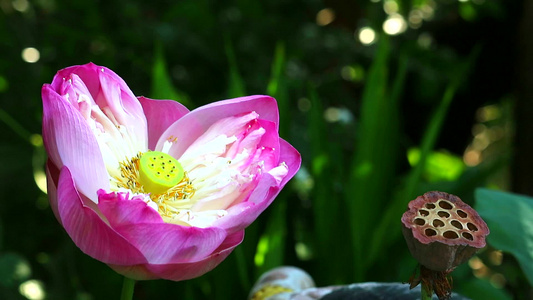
(151, 42, 192, 107)
(475, 188, 533, 286)
(459, 276, 512, 300)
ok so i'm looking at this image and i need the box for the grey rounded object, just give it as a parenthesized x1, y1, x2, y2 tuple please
(321, 282, 470, 300)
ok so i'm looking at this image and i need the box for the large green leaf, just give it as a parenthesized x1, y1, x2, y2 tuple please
(475, 188, 533, 285)
(459, 276, 512, 300)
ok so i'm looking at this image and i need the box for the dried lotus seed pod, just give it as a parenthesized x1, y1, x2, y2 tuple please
(401, 191, 490, 272)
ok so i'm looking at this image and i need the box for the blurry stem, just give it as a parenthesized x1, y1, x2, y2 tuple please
(0, 108, 31, 142)
(120, 277, 135, 300)
(421, 281, 433, 300)
(235, 246, 251, 290)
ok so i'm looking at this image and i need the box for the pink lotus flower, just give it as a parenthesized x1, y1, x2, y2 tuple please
(42, 63, 301, 281)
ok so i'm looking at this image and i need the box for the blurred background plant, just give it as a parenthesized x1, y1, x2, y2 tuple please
(0, 0, 532, 299)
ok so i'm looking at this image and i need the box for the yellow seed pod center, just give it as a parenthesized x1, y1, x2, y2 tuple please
(138, 151, 184, 195)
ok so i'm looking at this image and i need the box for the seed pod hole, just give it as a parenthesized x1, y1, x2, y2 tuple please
(443, 231, 459, 239)
(437, 211, 450, 218)
(425, 228, 437, 237)
(467, 223, 478, 231)
(457, 210, 468, 218)
(438, 200, 453, 209)
(451, 220, 463, 229)
(414, 218, 425, 226)
(419, 209, 429, 216)
(462, 232, 474, 241)
(433, 219, 445, 227)
(425, 203, 436, 209)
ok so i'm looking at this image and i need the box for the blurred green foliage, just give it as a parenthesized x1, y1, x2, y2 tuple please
(0, 0, 530, 299)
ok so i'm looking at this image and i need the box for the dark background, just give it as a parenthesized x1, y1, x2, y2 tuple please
(0, 0, 531, 299)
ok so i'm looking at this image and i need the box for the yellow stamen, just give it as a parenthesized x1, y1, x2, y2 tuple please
(113, 152, 196, 223)
(138, 151, 184, 194)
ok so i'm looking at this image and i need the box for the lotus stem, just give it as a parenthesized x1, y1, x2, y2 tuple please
(120, 277, 136, 300)
(421, 279, 433, 300)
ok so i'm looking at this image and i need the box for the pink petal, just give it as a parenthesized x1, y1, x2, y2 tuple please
(97, 69, 147, 148)
(278, 138, 301, 186)
(110, 224, 227, 265)
(98, 191, 227, 264)
(225, 119, 280, 169)
(56, 166, 146, 265)
(138, 96, 190, 150)
(213, 172, 280, 233)
(97, 190, 164, 224)
(51, 63, 101, 98)
(42, 84, 110, 202)
(108, 230, 244, 281)
(213, 139, 301, 233)
(156, 95, 279, 157)
(50, 63, 148, 151)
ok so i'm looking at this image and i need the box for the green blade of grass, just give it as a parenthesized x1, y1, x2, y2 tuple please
(0, 108, 31, 142)
(367, 80, 457, 265)
(367, 46, 481, 265)
(345, 36, 401, 281)
(225, 35, 246, 98)
(307, 85, 352, 282)
(253, 199, 287, 278)
(266, 41, 289, 137)
(267, 41, 285, 97)
(151, 41, 192, 107)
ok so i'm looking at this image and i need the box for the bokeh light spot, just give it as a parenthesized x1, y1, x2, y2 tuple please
(34, 171, 47, 195)
(341, 65, 365, 82)
(297, 98, 311, 112)
(21, 47, 40, 63)
(316, 8, 335, 26)
(383, 14, 407, 35)
(490, 273, 506, 288)
(463, 149, 481, 166)
(358, 27, 377, 45)
(324, 107, 353, 124)
(295, 242, 313, 260)
(29, 134, 43, 147)
(409, 9, 423, 28)
(19, 280, 45, 300)
(0, 75, 8, 92)
(417, 33, 433, 48)
(383, 0, 399, 15)
(459, 2, 477, 21)
(12, 0, 29, 12)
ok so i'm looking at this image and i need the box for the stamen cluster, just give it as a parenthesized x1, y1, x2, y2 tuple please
(113, 152, 196, 223)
